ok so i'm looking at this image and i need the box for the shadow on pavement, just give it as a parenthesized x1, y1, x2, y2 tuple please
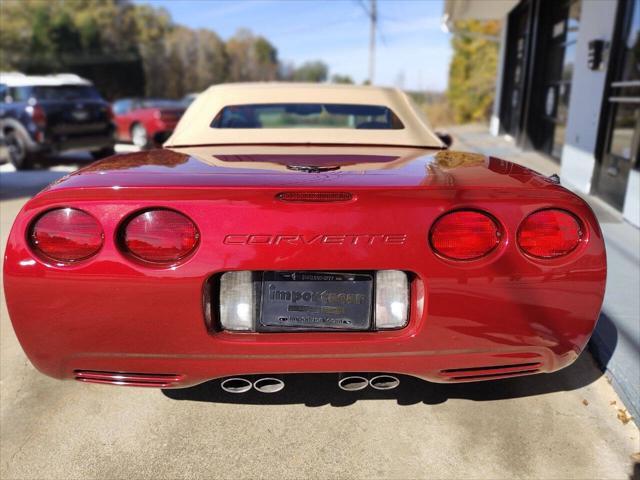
(590, 311, 620, 370)
(163, 347, 609, 407)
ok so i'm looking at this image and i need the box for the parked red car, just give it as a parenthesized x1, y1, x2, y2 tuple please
(112, 98, 184, 148)
(4, 84, 606, 394)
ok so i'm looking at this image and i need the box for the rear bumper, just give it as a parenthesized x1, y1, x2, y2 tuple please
(3, 187, 606, 388)
(29, 128, 115, 154)
(67, 348, 563, 388)
(55, 133, 115, 152)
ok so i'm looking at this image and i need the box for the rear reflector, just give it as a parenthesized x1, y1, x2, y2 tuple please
(517, 209, 582, 258)
(374, 270, 409, 329)
(430, 210, 500, 260)
(121, 209, 199, 264)
(74, 370, 183, 387)
(105, 104, 114, 121)
(219, 271, 255, 331)
(276, 192, 353, 202)
(30, 208, 103, 262)
(26, 104, 46, 128)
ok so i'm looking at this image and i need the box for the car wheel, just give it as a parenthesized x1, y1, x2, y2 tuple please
(130, 123, 149, 149)
(90, 146, 116, 160)
(6, 130, 33, 170)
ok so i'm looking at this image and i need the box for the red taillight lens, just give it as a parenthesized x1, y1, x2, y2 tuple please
(430, 210, 500, 260)
(518, 209, 582, 258)
(122, 209, 199, 263)
(30, 208, 103, 262)
(27, 104, 47, 128)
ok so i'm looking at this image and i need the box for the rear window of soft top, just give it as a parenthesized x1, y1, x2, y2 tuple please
(210, 103, 404, 130)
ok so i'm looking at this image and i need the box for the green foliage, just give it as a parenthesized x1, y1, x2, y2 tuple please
(1, 0, 145, 97)
(447, 20, 500, 124)
(225, 29, 279, 82)
(330, 74, 354, 84)
(291, 61, 328, 83)
(407, 91, 453, 127)
(161, 27, 228, 98)
(254, 37, 277, 66)
(0, 0, 352, 98)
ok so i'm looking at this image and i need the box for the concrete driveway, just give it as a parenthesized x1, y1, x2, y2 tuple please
(1, 153, 638, 480)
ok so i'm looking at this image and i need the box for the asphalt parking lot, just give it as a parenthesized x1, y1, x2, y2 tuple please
(1, 149, 639, 480)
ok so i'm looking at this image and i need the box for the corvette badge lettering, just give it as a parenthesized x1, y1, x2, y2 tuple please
(223, 234, 407, 245)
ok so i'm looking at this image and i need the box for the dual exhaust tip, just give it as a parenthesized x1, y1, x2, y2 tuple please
(220, 374, 400, 394)
(221, 377, 284, 394)
(338, 374, 400, 391)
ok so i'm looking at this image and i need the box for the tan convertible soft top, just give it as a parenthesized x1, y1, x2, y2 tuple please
(164, 83, 444, 148)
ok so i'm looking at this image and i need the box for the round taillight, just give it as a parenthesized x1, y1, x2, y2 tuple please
(30, 208, 103, 262)
(122, 209, 199, 263)
(430, 210, 501, 260)
(517, 209, 582, 259)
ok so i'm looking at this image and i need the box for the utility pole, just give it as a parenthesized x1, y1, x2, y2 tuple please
(368, 0, 377, 85)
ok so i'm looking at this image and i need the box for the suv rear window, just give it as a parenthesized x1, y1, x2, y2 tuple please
(32, 85, 102, 101)
(210, 103, 404, 129)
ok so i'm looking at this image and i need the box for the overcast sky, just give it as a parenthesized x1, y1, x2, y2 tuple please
(138, 0, 452, 91)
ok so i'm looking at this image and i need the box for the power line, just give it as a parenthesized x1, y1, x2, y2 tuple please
(355, 0, 388, 84)
(369, 0, 376, 84)
(355, 0, 376, 84)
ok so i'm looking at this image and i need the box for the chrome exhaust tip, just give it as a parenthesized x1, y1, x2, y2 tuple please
(369, 374, 400, 390)
(338, 375, 369, 392)
(220, 377, 253, 393)
(253, 377, 285, 393)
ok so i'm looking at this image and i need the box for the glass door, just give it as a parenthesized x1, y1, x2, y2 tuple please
(499, 1, 532, 139)
(526, 0, 581, 160)
(594, 0, 640, 210)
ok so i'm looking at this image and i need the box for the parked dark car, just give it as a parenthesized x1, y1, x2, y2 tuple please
(0, 73, 115, 169)
(112, 98, 185, 149)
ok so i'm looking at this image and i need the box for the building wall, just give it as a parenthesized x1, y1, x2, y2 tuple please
(560, 0, 617, 194)
(490, 1, 638, 226)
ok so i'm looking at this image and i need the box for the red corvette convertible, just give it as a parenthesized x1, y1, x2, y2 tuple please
(4, 84, 606, 393)
(112, 98, 185, 148)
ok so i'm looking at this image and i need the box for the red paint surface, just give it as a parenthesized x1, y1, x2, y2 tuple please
(3, 147, 607, 387)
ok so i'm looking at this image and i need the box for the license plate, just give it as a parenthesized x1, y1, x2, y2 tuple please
(71, 109, 89, 121)
(259, 271, 372, 331)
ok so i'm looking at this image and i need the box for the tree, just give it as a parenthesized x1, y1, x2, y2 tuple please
(447, 20, 500, 123)
(163, 27, 228, 97)
(131, 4, 172, 97)
(331, 74, 354, 84)
(194, 29, 228, 90)
(226, 29, 278, 82)
(0, 0, 145, 98)
(254, 37, 277, 79)
(49, 10, 82, 57)
(292, 61, 328, 83)
(1, 2, 343, 99)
